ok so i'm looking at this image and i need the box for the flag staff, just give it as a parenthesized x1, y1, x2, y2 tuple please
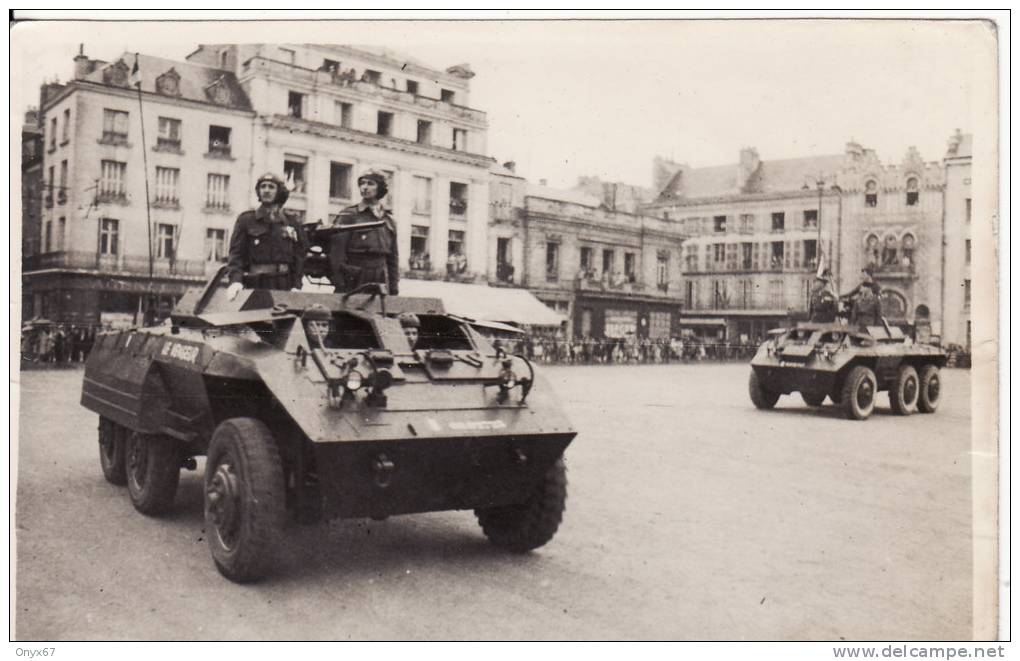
(132, 54, 155, 280)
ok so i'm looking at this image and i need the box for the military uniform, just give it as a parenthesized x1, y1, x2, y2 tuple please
(809, 286, 838, 323)
(227, 175, 307, 290)
(329, 202, 400, 295)
(849, 287, 883, 327)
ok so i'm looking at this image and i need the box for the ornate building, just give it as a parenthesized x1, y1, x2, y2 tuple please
(941, 130, 972, 349)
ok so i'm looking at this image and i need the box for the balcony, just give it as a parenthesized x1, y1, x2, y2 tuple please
(495, 262, 516, 284)
(23, 251, 209, 278)
(154, 138, 183, 154)
(98, 132, 130, 147)
(574, 273, 648, 294)
(449, 199, 467, 217)
(96, 191, 128, 205)
(205, 144, 233, 160)
(57, 190, 67, 205)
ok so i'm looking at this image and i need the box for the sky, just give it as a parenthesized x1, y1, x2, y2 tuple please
(11, 16, 998, 191)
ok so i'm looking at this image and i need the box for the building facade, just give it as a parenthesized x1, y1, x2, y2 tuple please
(187, 44, 492, 284)
(941, 131, 972, 349)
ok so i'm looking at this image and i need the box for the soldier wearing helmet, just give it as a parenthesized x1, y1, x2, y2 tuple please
(226, 172, 308, 300)
(809, 269, 838, 323)
(398, 312, 420, 349)
(329, 170, 400, 295)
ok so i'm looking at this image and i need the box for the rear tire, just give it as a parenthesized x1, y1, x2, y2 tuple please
(890, 365, 920, 415)
(802, 392, 826, 407)
(205, 418, 286, 583)
(749, 370, 780, 409)
(98, 417, 127, 486)
(841, 366, 877, 420)
(126, 432, 181, 515)
(917, 365, 942, 413)
(476, 457, 567, 552)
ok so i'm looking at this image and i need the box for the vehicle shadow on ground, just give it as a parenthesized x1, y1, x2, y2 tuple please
(768, 402, 901, 420)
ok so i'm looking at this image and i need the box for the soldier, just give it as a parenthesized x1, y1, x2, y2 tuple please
(398, 312, 420, 350)
(850, 281, 883, 327)
(808, 269, 838, 323)
(226, 173, 308, 301)
(329, 171, 400, 295)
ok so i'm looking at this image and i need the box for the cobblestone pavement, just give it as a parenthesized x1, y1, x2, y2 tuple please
(13, 364, 973, 640)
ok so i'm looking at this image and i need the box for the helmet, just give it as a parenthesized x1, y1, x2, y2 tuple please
(398, 312, 420, 329)
(303, 303, 332, 323)
(357, 170, 389, 200)
(254, 172, 290, 206)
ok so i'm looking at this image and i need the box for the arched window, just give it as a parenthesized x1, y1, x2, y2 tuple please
(915, 304, 930, 319)
(865, 180, 878, 207)
(906, 177, 919, 206)
(865, 234, 880, 269)
(881, 235, 899, 267)
(901, 233, 916, 271)
(879, 290, 908, 320)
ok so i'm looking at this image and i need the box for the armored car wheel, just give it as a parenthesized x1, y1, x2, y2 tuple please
(126, 432, 181, 515)
(917, 365, 942, 413)
(205, 418, 285, 583)
(890, 365, 920, 415)
(98, 417, 127, 486)
(475, 457, 567, 553)
(748, 370, 780, 410)
(841, 366, 877, 420)
(801, 392, 827, 407)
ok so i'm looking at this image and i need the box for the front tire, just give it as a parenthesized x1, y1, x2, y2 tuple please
(749, 370, 780, 409)
(917, 365, 942, 413)
(98, 417, 127, 485)
(126, 432, 181, 515)
(205, 418, 285, 583)
(476, 457, 567, 552)
(841, 366, 877, 420)
(890, 365, 920, 415)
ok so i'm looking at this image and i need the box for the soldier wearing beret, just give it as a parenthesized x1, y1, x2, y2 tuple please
(226, 172, 308, 300)
(329, 171, 400, 295)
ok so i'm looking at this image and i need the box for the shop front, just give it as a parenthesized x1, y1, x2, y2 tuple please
(572, 293, 681, 340)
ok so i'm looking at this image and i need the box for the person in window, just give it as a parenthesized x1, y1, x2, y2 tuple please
(329, 171, 400, 295)
(227, 172, 307, 300)
(399, 312, 420, 350)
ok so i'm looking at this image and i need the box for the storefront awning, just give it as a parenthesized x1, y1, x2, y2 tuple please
(399, 280, 565, 327)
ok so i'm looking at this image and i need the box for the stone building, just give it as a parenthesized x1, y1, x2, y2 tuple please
(25, 49, 255, 326)
(941, 130, 972, 349)
(186, 44, 492, 284)
(20, 108, 44, 260)
(487, 160, 528, 288)
(572, 175, 655, 214)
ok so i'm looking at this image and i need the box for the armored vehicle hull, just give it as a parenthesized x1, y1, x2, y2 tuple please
(82, 273, 576, 582)
(748, 322, 947, 420)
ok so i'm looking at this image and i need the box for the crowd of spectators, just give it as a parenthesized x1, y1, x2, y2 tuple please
(20, 324, 101, 367)
(494, 333, 762, 364)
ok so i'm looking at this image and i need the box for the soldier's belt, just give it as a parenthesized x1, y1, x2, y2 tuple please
(247, 263, 290, 275)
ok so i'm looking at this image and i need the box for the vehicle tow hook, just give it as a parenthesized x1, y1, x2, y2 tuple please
(372, 453, 395, 488)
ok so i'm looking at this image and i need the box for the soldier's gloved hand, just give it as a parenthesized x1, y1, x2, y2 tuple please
(227, 282, 243, 301)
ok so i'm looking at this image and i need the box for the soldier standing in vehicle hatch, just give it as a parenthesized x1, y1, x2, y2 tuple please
(329, 170, 400, 295)
(226, 172, 308, 300)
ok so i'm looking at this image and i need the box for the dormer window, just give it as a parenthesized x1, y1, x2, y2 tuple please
(865, 180, 878, 207)
(287, 91, 305, 119)
(406, 80, 419, 95)
(906, 177, 919, 206)
(440, 89, 455, 103)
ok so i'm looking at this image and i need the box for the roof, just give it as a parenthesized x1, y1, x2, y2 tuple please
(525, 183, 601, 208)
(85, 53, 252, 111)
(398, 280, 566, 327)
(658, 154, 845, 201)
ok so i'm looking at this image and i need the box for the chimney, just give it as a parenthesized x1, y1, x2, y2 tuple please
(502, 160, 516, 173)
(24, 107, 39, 127)
(738, 146, 760, 181)
(73, 43, 90, 79)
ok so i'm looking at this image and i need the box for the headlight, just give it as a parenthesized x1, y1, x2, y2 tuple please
(345, 370, 364, 391)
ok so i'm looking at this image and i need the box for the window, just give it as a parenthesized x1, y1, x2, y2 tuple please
(964, 279, 971, 307)
(205, 228, 227, 262)
(416, 120, 432, 145)
(219, 50, 229, 69)
(58, 160, 67, 203)
(449, 182, 468, 216)
(99, 218, 119, 255)
(965, 239, 971, 264)
(156, 223, 176, 259)
(406, 80, 419, 95)
(410, 225, 430, 270)
(329, 162, 352, 199)
(769, 279, 783, 308)
(580, 246, 594, 273)
(496, 237, 514, 282)
(362, 69, 381, 85)
(740, 278, 753, 308)
(43, 220, 52, 252)
(657, 252, 669, 287)
(283, 157, 306, 194)
(447, 230, 467, 274)
(208, 125, 231, 156)
(99, 160, 127, 199)
(206, 173, 230, 210)
(62, 108, 70, 142)
(771, 212, 785, 232)
(102, 109, 129, 142)
(770, 242, 784, 270)
(602, 249, 615, 276)
(712, 243, 725, 268)
(713, 280, 728, 309)
(804, 240, 817, 269)
(157, 117, 181, 149)
(685, 281, 694, 309)
(49, 117, 57, 149)
(684, 244, 698, 272)
(624, 252, 636, 282)
(440, 89, 455, 103)
(413, 176, 432, 214)
(965, 198, 972, 223)
(56, 217, 66, 251)
(154, 167, 180, 205)
(865, 180, 878, 207)
(377, 111, 393, 136)
(739, 214, 754, 233)
(803, 209, 818, 228)
(882, 235, 899, 267)
(322, 58, 339, 73)
(906, 177, 919, 206)
(546, 242, 560, 281)
(335, 101, 353, 129)
(741, 242, 753, 270)
(453, 128, 468, 152)
(713, 215, 727, 233)
(45, 166, 54, 206)
(287, 91, 305, 118)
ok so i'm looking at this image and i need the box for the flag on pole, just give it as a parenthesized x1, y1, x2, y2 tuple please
(131, 53, 141, 88)
(816, 247, 826, 279)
